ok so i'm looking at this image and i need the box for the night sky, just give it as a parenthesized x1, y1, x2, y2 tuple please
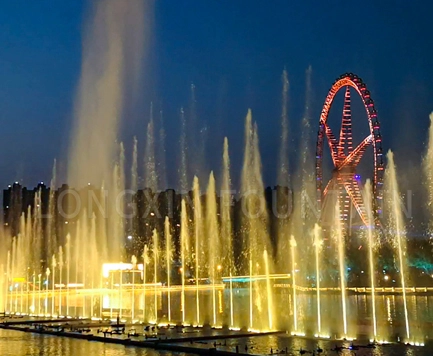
(0, 1, 432, 195)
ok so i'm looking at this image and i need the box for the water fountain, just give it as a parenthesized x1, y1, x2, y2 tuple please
(334, 203, 348, 338)
(364, 180, 378, 340)
(142, 245, 148, 322)
(131, 255, 137, 321)
(206, 172, 219, 326)
(180, 199, 188, 324)
(1, 22, 432, 350)
(385, 151, 410, 341)
(193, 177, 202, 326)
(313, 224, 322, 336)
(164, 217, 172, 323)
(152, 229, 159, 322)
(289, 236, 298, 332)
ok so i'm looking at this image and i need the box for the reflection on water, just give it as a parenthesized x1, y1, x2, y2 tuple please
(0, 325, 431, 356)
(2, 291, 433, 355)
(0, 329, 178, 356)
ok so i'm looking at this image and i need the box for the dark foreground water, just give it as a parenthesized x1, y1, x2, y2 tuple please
(0, 329, 179, 356)
(0, 327, 432, 356)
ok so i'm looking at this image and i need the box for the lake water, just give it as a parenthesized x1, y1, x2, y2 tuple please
(0, 327, 432, 356)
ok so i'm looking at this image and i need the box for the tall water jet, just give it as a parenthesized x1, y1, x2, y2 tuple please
(299, 66, 313, 181)
(289, 235, 298, 332)
(385, 150, 410, 340)
(0, 265, 4, 314)
(313, 224, 322, 335)
(157, 110, 167, 190)
(152, 229, 159, 322)
(294, 66, 314, 244)
(68, 0, 149, 264)
(179, 108, 188, 193)
(144, 108, 158, 192)
(264, 250, 273, 330)
(277, 68, 290, 187)
(88, 214, 99, 317)
(334, 203, 348, 337)
(364, 180, 378, 339)
(193, 176, 203, 325)
(51, 255, 56, 316)
(131, 255, 137, 321)
(164, 217, 172, 322)
(142, 244, 148, 322)
(5, 251, 10, 313)
(65, 234, 71, 316)
(131, 136, 138, 193)
(229, 271, 234, 327)
(249, 259, 253, 329)
(69, 0, 147, 186)
(240, 110, 273, 328)
(206, 172, 219, 325)
(131, 136, 139, 241)
(423, 113, 433, 229)
(47, 160, 57, 260)
(276, 70, 291, 271)
(114, 143, 126, 260)
(32, 193, 42, 275)
(180, 199, 189, 323)
(58, 247, 63, 316)
(45, 267, 50, 315)
(74, 222, 81, 316)
(221, 137, 233, 272)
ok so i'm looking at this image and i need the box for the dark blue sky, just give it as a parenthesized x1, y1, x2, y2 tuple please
(0, 1, 432, 190)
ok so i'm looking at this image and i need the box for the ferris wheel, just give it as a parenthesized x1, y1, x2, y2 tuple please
(315, 73, 384, 227)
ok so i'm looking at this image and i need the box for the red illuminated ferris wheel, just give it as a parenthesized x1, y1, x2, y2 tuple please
(315, 73, 384, 227)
